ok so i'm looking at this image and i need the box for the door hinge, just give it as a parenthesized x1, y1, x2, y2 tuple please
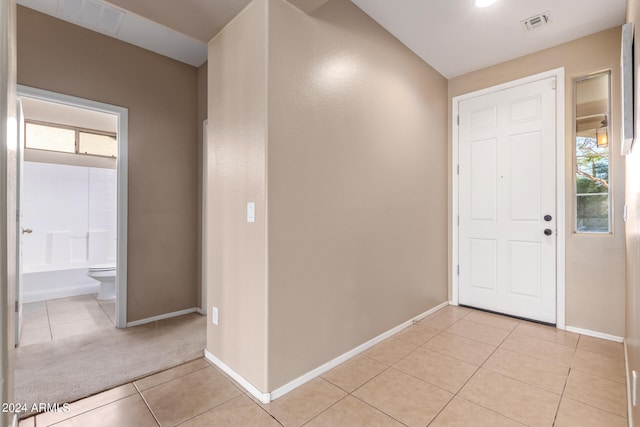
(457, 164, 459, 175)
(15, 300, 18, 313)
(457, 265, 460, 275)
(457, 215, 459, 226)
(551, 80, 556, 90)
(457, 115, 460, 125)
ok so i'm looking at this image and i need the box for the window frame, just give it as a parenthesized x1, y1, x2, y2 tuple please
(24, 119, 117, 158)
(573, 70, 612, 234)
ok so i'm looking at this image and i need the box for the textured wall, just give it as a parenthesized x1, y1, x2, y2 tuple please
(206, 0, 448, 392)
(266, 0, 448, 389)
(207, 0, 269, 390)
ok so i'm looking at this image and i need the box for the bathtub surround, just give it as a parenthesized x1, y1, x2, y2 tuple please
(21, 161, 116, 303)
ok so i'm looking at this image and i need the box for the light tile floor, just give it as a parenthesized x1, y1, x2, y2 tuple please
(20, 294, 115, 346)
(18, 305, 628, 426)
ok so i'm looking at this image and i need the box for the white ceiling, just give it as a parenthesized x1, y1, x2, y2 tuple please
(17, 0, 627, 78)
(351, 0, 626, 78)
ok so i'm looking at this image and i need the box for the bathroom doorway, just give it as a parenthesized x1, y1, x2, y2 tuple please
(15, 86, 128, 346)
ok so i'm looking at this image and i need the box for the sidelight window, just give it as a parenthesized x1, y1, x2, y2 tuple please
(574, 72, 611, 233)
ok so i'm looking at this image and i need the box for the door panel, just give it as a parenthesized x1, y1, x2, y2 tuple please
(470, 238, 497, 291)
(458, 77, 556, 323)
(470, 139, 497, 220)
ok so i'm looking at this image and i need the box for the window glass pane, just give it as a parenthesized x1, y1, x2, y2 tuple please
(576, 194, 609, 232)
(78, 131, 117, 157)
(25, 122, 75, 153)
(574, 72, 610, 233)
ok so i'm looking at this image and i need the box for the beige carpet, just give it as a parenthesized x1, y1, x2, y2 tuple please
(15, 312, 206, 414)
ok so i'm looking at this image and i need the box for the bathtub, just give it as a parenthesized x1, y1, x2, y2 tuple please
(22, 266, 100, 303)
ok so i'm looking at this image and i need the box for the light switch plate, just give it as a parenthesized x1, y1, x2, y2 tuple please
(212, 306, 219, 325)
(247, 202, 255, 223)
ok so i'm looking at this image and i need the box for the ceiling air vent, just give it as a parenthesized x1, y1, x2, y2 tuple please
(521, 11, 551, 32)
(57, 0, 126, 35)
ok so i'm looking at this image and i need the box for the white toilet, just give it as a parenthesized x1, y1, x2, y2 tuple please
(87, 263, 116, 300)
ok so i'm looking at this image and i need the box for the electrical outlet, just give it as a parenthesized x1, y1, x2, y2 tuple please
(212, 306, 219, 325)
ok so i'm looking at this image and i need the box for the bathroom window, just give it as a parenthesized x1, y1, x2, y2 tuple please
(25, 120, 117, 158)
(25, 122, 76, 153)
(78, 131, 117, 157)
(574, 71, 611, 233)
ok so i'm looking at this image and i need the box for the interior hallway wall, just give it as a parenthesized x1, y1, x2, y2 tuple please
(17, 6, 200, 322)
(207, 0, 270, 390)
(449, 27, 626, 337)
(625, 0, 640, 424)
(267, 0, 448, 389)
(207, 0, 448, 392)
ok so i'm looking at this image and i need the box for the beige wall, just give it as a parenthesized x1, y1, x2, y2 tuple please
(267, 0, 448, 389)
(17, 6, 200, 322)
(449, 27, 626, 337)
(1, 0, 17, 418)
(207, 0, 269, 390)
(196, 62, 207, 309)
(207, 0, 448, 392)
(626, 0, 640, 424)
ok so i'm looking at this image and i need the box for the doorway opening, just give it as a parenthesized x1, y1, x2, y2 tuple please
(15, 86, 128, 346)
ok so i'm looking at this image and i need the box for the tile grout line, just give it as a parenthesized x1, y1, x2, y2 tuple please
(351, 308, 470, 425)
(134, 382, 162, 427)
(425, 314, 516, 425)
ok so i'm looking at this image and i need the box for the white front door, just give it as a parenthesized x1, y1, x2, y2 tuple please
(458, 76, 557, 323)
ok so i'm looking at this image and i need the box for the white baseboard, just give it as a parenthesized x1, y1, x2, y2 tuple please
(565, 325, 624, 343)
(204, 349, 271, 404)
(203, 301, 449, 403)
(126, 307, 200, 327)
(270, 301, 449, 400)
(624, 340, 634, 427)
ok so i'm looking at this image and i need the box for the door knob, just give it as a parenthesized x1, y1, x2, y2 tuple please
(544, 229, 553, 236)
(21, 228, 32, 234)
(544, 215, 552, 222)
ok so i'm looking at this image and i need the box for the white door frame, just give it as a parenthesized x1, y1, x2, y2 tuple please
(201, 119, 208, 314)
(451, 68, 566, 329)
(16, 85, 129, 328)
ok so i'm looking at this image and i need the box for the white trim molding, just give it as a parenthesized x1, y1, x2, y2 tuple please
(451, 67, 566, 329)
(205, 301, 449, 403)
(126, 307, 200, 327)
(204, 349, 272, 404)
(624, 340, 634, 425)
(15, 85, 129, 328)
(565, 325, 624, 343)
(201, 119, 208, 315)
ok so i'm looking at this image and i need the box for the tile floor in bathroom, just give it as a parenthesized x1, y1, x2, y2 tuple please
(18, 305, 628, 426)
(19, 294, 116, 346)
